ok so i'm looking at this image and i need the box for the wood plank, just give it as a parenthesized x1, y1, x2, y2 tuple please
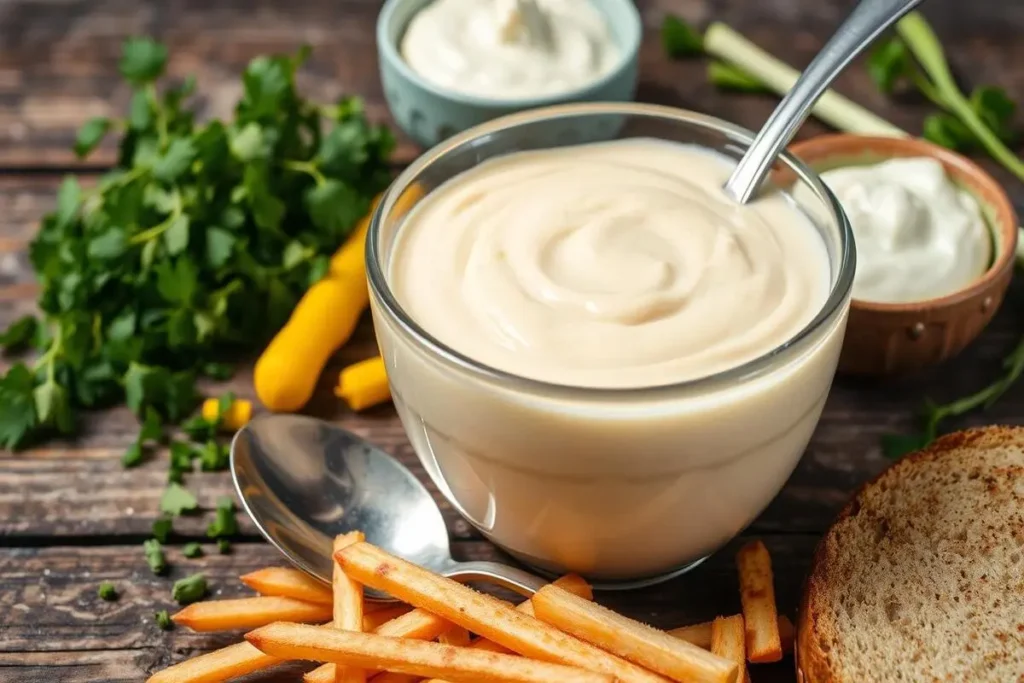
(0, 536, 810, 681)
(1, 0, 1023, 169)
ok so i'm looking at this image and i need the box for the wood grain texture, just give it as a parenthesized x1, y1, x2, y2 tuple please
(2, 0, 1024, 681)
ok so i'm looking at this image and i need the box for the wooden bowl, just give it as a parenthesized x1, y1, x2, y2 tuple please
(789, 134, 1018, 376)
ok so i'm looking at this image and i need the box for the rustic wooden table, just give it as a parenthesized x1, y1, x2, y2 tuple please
(1, 0, 1022, 681)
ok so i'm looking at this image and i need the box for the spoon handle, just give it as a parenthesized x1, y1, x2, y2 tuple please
(723, 0, 924, 204)
(445, 560, 549, 597)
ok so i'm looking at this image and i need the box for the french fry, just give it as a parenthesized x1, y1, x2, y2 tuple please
(333, 532, 366, 683)
(240, 567, 334, 605)
(736, 540, 782, 663)
(711, 616, 748, 683)
(246, 622, 615, 683)
(363, 605, 413, 631)
(669, 615, 796, 654)
(669, 621, 714, 650)
(306, 574, 591, 683)
(369, 675, 420, 683)
(439, 626, 472, 647)
(336, 542, 673, 683)
(146, 642, 278, 683)
(777, 614, 796, 654)
(530, 584, 737, 683)
(171, 596, 333, 632)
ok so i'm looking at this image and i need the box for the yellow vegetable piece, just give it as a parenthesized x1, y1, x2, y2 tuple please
(335, 357, 391, 412)
(255, 274, 367, 413)
(201, 397, 253, 431)
(255, 184, 426, 414)
(329, 183, 425, 277)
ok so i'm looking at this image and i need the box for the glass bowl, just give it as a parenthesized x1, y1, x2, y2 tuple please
(367, 103, 855, 585)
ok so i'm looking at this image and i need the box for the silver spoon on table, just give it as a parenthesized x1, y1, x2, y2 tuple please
(230, 413, 547, 601)
(724, 0, 924, 203)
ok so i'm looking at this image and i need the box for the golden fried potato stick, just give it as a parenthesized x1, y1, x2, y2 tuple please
(333, 532, 367, 683)
(669, 615, 795, 653)
(171, 596, 333, 632)
(711, 615, 748, 683)
(240, 567, 334, 605)
(335, 542, 673, 683)
(306, 574, 592, 683)
(736, 540, 782, 663)
(246, 622, 615, 683)
(145, 642, 278, 683)
(362, 605, 413, 631)
(439, 626, 472, 647)
(530, 584, 737, 683)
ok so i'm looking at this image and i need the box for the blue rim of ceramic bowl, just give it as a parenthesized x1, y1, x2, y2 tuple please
(376, 0, 642, 108)
(367, 102, 857, 401)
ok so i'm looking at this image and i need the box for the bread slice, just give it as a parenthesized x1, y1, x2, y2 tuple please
(796, 426, 1024, 683)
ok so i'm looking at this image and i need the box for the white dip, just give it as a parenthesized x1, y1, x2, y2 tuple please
(820, 157, 991, 304)
(400, 0, 620, 100)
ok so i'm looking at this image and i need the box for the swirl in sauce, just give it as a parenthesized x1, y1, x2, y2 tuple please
(389, 139, 831, 388)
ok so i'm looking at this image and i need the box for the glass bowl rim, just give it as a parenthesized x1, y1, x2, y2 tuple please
(366, 102, 856, 401)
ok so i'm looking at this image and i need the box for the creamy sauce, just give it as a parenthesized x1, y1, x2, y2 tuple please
(389, 139, 831, 388)
(400, 0, 620, 99)
(820, 157, 991, 304)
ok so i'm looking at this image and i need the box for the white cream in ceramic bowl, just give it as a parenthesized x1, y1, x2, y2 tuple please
(367, 103, 855, 583)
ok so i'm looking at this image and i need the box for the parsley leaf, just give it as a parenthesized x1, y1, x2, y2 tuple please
(305, 180, 368, 238)
(151, 517, 173, 544)
(144, 538, 167, 575)
(172, 573, 208, 605)
(122, 442, 144, 468)
(0, 364, 37, 449)
(207, 496, 238, 538)
(98, 582, 118, 601)
(217, 538, 231, 554)
(139, 406, 163, 444)
(198, 439, 230, 471)
(0, 316, 38, 354)
(155, 609, 173, 630)
(119, 37, 168, 85)
(159, 482, 199, 516)
(152, 139, 197, 183)
(866, 37, 909, 94)
(970, 85, 1017, 144)
(923, 113, 974, 150)
(74, 117, 112, 159)
(662, 15, 704, 58)
(182, 542, 203, 558)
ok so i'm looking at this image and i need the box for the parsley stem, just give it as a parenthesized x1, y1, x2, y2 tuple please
(281, 159, 326, 186)
(145, 84, 168, 147)
(33, 322, 63, 382)
(897, 14, 1024, 183)
(129, 191, 182, 244)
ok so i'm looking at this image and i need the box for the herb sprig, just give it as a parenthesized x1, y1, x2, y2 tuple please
(867, 15, 1020, 161)
(0, 37, 393, 449)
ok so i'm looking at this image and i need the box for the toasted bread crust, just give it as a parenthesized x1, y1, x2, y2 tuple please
(795, 425, 1024, 683)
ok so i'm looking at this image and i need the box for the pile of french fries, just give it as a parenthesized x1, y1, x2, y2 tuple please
(149, 537, 793, 683)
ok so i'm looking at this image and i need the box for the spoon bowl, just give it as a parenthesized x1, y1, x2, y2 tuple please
(230, 413, 547, 600)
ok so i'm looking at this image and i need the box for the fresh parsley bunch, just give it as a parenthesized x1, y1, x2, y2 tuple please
(0, 38, 393, 449)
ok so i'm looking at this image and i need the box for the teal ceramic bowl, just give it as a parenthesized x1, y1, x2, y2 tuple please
(376, 0, 642, 148)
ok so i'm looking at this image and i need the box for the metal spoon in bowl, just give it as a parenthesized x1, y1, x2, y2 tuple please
(724, 0, 924, 204)
(230, 413, 547, 600)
